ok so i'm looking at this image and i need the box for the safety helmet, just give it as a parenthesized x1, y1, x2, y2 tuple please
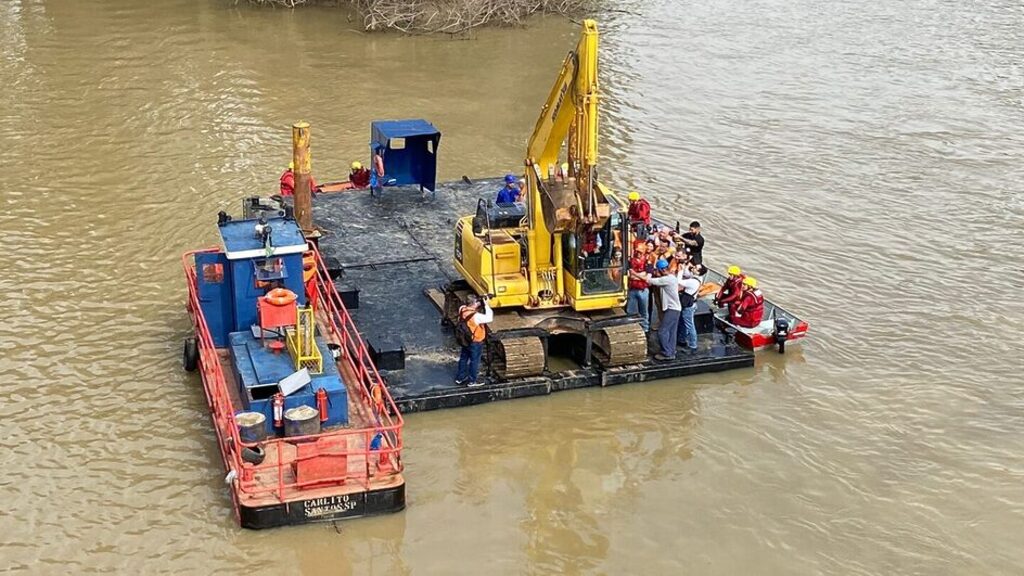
(351, 161, 362, 170)
(288, 161, 295, 170)
(728, 265, 741, 276)
(655, 258, 669, 271)
(628, 191, 640, 202)
(743, 277, 758, 288)
(505, 174, 517, 184)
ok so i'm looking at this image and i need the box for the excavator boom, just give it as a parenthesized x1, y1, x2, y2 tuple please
(526, 19, 604, 235)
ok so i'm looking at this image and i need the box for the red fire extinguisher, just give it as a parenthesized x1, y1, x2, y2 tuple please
(316, 388, 328, 423)
(272, 393, 284, 428)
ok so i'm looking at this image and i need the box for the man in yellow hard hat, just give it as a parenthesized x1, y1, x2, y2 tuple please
(349, 160, 371, 189)
(626, 191, 652, 239)
(279, 160, 318, 197)
(733, 276, 764, 328)
(714, 265, 746, 318)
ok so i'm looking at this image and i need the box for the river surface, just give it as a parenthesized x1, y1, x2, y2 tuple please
(2, 0, 1023, 574)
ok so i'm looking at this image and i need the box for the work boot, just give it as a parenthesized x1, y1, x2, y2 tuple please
(654, 353, 674, 362)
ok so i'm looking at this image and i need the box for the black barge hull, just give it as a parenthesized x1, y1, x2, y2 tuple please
(240, 484, 406, 530)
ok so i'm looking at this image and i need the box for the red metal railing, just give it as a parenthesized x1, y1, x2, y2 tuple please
(181, 246, 403, 520)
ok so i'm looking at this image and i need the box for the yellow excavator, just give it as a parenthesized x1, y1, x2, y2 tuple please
(444, 19, 647, 379)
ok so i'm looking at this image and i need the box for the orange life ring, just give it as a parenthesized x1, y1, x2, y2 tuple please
(265, 288, 297, 306)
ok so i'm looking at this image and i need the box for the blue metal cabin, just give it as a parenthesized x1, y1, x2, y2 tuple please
(370, 119, 441, 195)
(193, 217, 348, 433)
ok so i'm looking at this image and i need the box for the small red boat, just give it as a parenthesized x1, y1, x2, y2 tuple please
(702, 268, 809, 352)
(182, 209, 404, 529)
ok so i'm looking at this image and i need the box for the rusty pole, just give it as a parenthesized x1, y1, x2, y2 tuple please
(291, 121, 313, 234)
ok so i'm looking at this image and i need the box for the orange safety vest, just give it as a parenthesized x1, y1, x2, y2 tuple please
(459, 306, 487, 343)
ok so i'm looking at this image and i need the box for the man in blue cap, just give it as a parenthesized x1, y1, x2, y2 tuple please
(495, 174, 522, 205)
(631, 258, 680, 361)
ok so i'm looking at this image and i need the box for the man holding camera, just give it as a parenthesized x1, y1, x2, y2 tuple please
(455, 294, 493, 387)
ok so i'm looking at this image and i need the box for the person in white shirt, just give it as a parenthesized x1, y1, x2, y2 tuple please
(633, 258, 680, 361)
(677, 268, 701, 353)
(454, 295, 493, 386)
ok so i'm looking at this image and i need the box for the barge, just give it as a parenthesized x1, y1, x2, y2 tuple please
(182, 210, 404, 529)
(313, 175, 812, 414)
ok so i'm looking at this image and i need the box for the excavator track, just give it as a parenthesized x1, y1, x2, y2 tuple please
(591, 321, 648, 367)
(492, 336, 545, 380)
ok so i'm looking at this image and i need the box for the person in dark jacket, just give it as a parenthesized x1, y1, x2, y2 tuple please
(677, 221, 705, 265)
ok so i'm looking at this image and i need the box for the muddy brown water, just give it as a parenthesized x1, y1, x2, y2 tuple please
(2, 0, 1023, 574)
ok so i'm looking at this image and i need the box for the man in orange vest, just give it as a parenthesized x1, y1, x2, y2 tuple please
(454, 294, 493, 387)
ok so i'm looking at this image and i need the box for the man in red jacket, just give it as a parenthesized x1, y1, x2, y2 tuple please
(627, 191, 651, 239)
(349, 161, 371, 188)
(715, 265, 745, 317)
(732, 277, 764, 328)
(279, 162, 318, 197)
(626, 240, 652, 332)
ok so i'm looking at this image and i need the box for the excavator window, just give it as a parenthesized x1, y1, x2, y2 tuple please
(563, 212, 628, 295)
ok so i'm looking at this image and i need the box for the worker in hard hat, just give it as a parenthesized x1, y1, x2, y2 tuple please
(496, 174, 522, 205)
(279, 161, 318, 197)
(349, 160, 371, 189)
(714, 265, 746, 318)
(626, 191, 651, 239)
(633, 258, 680, 361)
(732, 276, 765, 328)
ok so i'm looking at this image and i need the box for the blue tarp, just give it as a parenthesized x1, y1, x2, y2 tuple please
(370, 119, 441, 193)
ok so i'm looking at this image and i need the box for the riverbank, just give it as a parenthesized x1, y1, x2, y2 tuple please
(245, 0, 595, 33)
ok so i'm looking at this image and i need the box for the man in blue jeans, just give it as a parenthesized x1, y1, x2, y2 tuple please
(677, 268, 701, 353)
(626, 240, 651, 332)
(634, 259, 680, 361)
(455, 295, 493, 387)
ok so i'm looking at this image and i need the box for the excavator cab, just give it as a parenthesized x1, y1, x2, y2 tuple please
(561, 210, 627, 297)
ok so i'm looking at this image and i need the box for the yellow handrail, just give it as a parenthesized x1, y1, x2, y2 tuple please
(286, 306, 323, 374)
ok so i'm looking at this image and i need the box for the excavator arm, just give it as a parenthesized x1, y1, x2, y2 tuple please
(525, 19, 604, 234)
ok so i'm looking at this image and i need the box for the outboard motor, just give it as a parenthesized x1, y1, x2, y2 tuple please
(774, 317, 790, 354)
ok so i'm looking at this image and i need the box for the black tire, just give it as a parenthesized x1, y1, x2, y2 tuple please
(183, 337, 199, 372)
(241, 445, 266, 465)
